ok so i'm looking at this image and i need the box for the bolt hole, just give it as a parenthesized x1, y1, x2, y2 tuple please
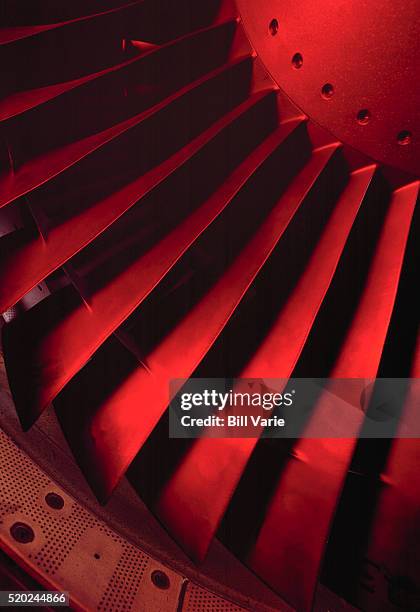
(357, 109, 371, 125)
(151, 570, 170, 590)
(292, 53, 303, 69)
(11, 522, 34, 544)
(94, 553, 101, 559)
(397, 130, 412, 145)
(45, 492, 64, 510)
(269, 19, 279, 36)
(321, 83, 334, 99)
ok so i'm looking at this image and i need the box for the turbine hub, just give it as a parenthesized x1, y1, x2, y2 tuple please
(236, 0, 420, 175)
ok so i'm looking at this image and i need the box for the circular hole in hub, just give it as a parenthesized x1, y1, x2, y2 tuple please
(45, 492, 64, 510)
(269, 19, 279, 36)
(292, 53, 303, 69)
(357, 109, 371, 125)
(151, 570, 170, 590)
(397, 130, 412, 145)
(321, 83, 334, 99)
(11, 522, 34, 544)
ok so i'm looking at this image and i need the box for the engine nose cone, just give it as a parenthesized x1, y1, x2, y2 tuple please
(236, 0, 420, 175)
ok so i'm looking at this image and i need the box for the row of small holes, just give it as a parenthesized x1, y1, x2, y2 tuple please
(0, 431, 151, 606)
(0, 433, 113, 575)
(184, 584, 244, 611)
(0, 435, 85, 574)
(269, 19, 413, 145)
(0, 431, 250, 611)
(98, 546, 148, 611)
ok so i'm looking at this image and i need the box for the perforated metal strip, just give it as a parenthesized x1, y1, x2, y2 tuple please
(183, 583, 246, 611)
(0, 427, 248, 611)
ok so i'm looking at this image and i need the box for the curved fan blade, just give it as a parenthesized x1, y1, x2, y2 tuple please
(1, 1, 419, 610)
(154, 162, 377, 561)
(247, 182, 418, 611)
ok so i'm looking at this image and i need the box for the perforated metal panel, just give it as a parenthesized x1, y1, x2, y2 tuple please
(98, 546, 148, 611)
(0, 427, 252, 611)
(183, 583, 246, 611)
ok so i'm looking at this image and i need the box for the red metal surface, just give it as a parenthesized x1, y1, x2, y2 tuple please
(1, 1, 419, 610)
(0, 19, 238, 210)
(0, 52, 255, 312)
(4, 107, 302, 428)
(248, 181, 419, 611)
(53, 117, 309, 499)
(236, 0, 420, 176)
(363, 343, 420, 604)
(155, 161, 376, 561)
